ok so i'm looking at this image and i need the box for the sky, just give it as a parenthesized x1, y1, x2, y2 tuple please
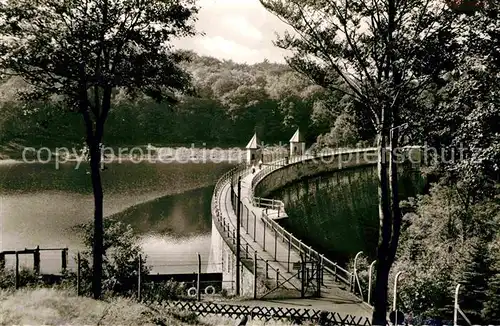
(172, 0, 292, 64)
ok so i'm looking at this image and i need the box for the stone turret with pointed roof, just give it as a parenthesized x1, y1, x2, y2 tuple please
(289, 128, 306, 156)
(245, 133, 262, 164)
(246, 133, 259, 150)
(290, 128, 305, 143)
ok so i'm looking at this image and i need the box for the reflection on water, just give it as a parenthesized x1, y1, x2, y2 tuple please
(0, 161, 233, 273)
(140, 235, 211, 274)
(0, 160, 232, 195)
(113, 186, 214, 237)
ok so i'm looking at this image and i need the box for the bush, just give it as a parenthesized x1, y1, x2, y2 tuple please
(316, 113, 360, 148)
(393, 183, 500, 324)
(72, 218, 188, 302)
(141, 280, 186, 302)
(75, 219, 149, 297)
(482, 235, 500, 324)
(0, 267, 41, 289)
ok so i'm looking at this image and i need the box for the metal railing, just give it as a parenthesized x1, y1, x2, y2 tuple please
(253, 197, 285, 211)
(246, 146, 423, 296)
(211, 163, 268, 288)
(212, 146, 423, 302)
(259, 212, 353, 285)
(211, 149, 377, 294)
(247, 148, 381, 291)
(211, 149, 383, 298)
(211, 162, 311, 294)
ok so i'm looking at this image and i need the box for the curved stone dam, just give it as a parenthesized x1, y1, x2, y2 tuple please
(267, 165, 424, 266)
(208, 146, 423, 317)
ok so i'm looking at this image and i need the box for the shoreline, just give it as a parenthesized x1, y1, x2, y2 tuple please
(0, 146, 247, 164)
(0, 144, 290, 165)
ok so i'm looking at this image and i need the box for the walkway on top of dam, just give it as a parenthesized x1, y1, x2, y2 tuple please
(215, 152, 375, 318)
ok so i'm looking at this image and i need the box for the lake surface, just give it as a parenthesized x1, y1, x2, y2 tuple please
(0, 161, 233, 274)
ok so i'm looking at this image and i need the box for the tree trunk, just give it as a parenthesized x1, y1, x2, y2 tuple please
(83, 85, 110, 300)
(372, 261, 391, 325)
(372, 130, 392, 325)
(90, 142, 104, 299)
(388, 123, 401, 263)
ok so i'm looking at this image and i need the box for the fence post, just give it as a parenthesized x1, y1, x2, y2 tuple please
(316, 260, 321, 297)
(245, 244, 249, 259)
(368, 260, 376, 305)
(320, 255, 325, 285)
(454, 284, 461, 326)
(15, 251, 19, 289)
(34, 245, 40, 274)
(263, 221, 266, 251)
(393, 271, 404, 323)
(265, 260, 269, 278)
(300, 261, 305, 298)
(354, 251, 363, 298)
(77, 252, 81, 296)
(253, 251, 257, 299)
(253, 212, 257, 242)
(236, 176, 242, 296)
(246, 207, 249, 234)
(274, 228, 278, 261)
(61, 248, 68, 273)
(276, 269, 280, 288)
(197, 253, 201, 301)
(287, 233, 292, 272)
(137, 254, 142, 301)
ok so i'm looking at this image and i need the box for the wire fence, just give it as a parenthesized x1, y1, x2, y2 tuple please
(0, 249, 225, 275)
(0, 246, 233, 301)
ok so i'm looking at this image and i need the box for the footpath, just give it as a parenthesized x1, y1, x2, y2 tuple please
(217, 167, 373, 318)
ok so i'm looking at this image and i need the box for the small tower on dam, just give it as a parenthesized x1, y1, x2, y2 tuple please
(289, 128, 305, 156)
(246, 133, 261, 165)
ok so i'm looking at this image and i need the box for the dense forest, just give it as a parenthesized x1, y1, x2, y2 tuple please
(0, 0, 498, 323)
(0, 52, 366, 153)
(0, 36, 498, 325)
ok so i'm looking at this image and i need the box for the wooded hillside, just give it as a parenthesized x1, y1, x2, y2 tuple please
(0, 52, 360, 150)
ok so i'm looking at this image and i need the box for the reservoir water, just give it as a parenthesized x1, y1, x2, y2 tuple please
(0, 160, 234, 274)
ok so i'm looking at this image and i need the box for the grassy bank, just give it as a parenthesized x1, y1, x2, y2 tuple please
(0, 288, 298, 326)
